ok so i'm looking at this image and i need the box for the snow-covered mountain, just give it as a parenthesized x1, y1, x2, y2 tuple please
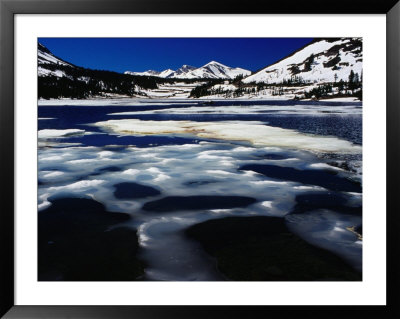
(38, 43, 76, 77)
(158, 69, 175, 78)
(125, 61, 251, 79)
(243, 38, 362, 84)
(38, 43, 73, 67)
(176, 61, 251, 79)
(174, 64, 197, 76)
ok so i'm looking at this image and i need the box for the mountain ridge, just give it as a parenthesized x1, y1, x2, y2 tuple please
(243, 38, 362, 84)
(125, 60, 251, 80)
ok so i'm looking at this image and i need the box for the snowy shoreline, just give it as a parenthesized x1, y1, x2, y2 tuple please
(38, 96, 361, 106)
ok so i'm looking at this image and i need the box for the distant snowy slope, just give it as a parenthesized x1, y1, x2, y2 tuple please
(159, 69, 176, 78)
(124, 69, 177, 78)
(124, 70, 160, 77)
(243, 38, 362, 84)
(125, 61, 251, 79)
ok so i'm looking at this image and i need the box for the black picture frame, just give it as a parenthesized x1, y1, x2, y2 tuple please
(1, 0, 399, 318)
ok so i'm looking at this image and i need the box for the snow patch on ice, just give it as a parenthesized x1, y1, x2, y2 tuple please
(48, 179, 104, 191)
(42, 171, 64, 178)
(38, 129, 85, 139)
(94, 119, 361, 154)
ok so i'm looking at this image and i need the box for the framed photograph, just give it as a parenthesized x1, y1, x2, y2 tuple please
(1, 0, 399, 318)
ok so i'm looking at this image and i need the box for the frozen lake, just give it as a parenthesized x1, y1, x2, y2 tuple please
(38, 99, 362, 281)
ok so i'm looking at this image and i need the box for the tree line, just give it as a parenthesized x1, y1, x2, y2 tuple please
(38, 63, 161, 99)
(303, 70, 362, 100)
(38, 63, 221, 99)
(189, 70, 362, 100)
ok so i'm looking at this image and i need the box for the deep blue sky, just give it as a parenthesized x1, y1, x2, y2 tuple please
(38, 38, 314, 73)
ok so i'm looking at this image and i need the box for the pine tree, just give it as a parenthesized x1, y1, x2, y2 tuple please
(348, 70, 355, 83)
(348, 70, 355, 92)
(338, 79, 345, 94)
(354, 73, 359, 84)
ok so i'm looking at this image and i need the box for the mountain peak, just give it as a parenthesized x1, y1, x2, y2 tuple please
(38, 42, 51, 54)
(205, 60, 226, 67)
(38, 42, 73, 67)
(243, 37, 362, 84)
(174, 65, 196, 75)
